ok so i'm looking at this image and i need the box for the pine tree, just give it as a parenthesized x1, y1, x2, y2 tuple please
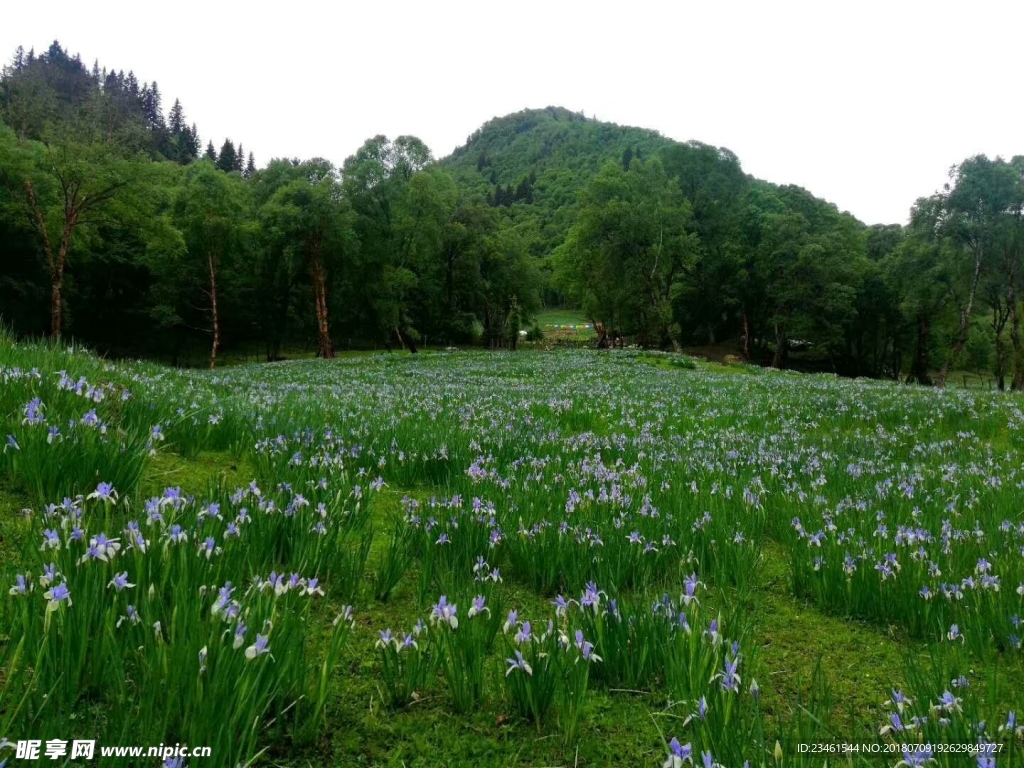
(204, 141, 218, 163)
(186, 123, 201, 162)
(13, 46, 25, 70)
(234, 143, 245, 172)
(515, 175, 533, 203)
(125, 70, 140, 100)
(46, 40, 66, 62)
(244, 152, 256, 178)
(142, 82, 165, 131)
(217, 139, 237, 172)
(168, 99, 185, 135)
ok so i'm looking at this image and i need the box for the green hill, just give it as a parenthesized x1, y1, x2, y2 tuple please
(440, 107, 677, 264)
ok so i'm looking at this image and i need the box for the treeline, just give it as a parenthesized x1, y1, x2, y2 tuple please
(555, 147, 1024, 387)
(0, 42, 540, 364)
(2, 43, 1023, 387)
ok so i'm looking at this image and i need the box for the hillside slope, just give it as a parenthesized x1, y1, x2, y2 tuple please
(439, 107, 679, 263)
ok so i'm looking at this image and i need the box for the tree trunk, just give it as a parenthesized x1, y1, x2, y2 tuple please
(937, 247, 983, 387)
(310, 255, 334, 359)
(23, 178, 67, 339)
(991, 301, 1010, 391)
(771, 321, 787, 369)
(446, 252, 455, 314)
(1012, 301, 1024, 391)
(1009, 283, 1024, 391)
(50, 272, 64, 340)
(51, 219, 79, 339)
(908, 313, 933, 385)
(741, 306, 751, 359)
(207, 253, 219, 370)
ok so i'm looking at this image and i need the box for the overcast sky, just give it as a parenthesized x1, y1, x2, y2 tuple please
(4, 0, 1021, 225)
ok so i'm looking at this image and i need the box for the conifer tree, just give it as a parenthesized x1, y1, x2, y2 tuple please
(217, 139, 237, 172)
(234, 143, 245, 172)
(168, 98, 185, 135)
(185, 123, 200, 162)
(142, 81, 165, 132)
(125, 70, 139, 100)
(244, 151, 256, 178)
(204, 140, 218, 163)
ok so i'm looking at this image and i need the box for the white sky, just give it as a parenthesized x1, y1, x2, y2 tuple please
(4, 0, 1021, 226)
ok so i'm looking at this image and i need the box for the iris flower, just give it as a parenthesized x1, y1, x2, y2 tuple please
(505, 650, 532, 676)
(87, 482, 118, 504)
(245, 634, 271, 659)
(108, 572, 134, 592)
(430, 596, 458, 629)
(468, 595, 488, 619)
(663, 739, 692, 768)
(8, 574, 28, 596)
(44, 582, 71, 611)
(896, 745, 934, 768)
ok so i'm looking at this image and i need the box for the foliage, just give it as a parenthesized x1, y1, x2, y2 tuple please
(2, 42, 1024, 388)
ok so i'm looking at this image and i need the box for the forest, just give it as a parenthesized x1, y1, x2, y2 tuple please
(2, 41, 1023, 387)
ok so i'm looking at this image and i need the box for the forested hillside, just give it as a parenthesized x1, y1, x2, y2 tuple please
(2, 41, 1023, 387)
(441, 107, 673, 281)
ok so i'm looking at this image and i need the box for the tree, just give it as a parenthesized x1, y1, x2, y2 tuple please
(217, 139, 237, 173)
(714, 181, 868, 371)
(661, 141, 749, 348)
(244, 152, 256, 179)
(1005, 156, 1024, 389)
(204, 141, 217, 163)
(170, 161, 249, 368)
(933, 156, 1017, 386)
(260, 159, 354, 358)
(478, 227, 541, 348)
(883, 197, 951, 385)
(555, 159, 697, 349)
(168, 98, 185, 134)
(0, 124, 129, 338)
(342, 135, 434, 348)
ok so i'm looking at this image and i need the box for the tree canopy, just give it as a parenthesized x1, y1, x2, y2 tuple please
(1, 42, 1022, 387)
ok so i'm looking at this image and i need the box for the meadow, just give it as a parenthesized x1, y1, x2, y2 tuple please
(1, 336, 1022, 767)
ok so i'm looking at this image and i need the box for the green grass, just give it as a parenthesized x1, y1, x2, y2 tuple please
(3, 341, 1023, 767)
(535, 308, 597, 342)
(139, 450, 255, 498)
(60, 450, 1005, 767)
(534, 309, 591, 328)
(0, 477, 31, 569)
(88, 452, 907, 767)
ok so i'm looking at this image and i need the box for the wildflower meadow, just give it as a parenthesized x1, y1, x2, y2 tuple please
(1, 336, 1022, 766)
